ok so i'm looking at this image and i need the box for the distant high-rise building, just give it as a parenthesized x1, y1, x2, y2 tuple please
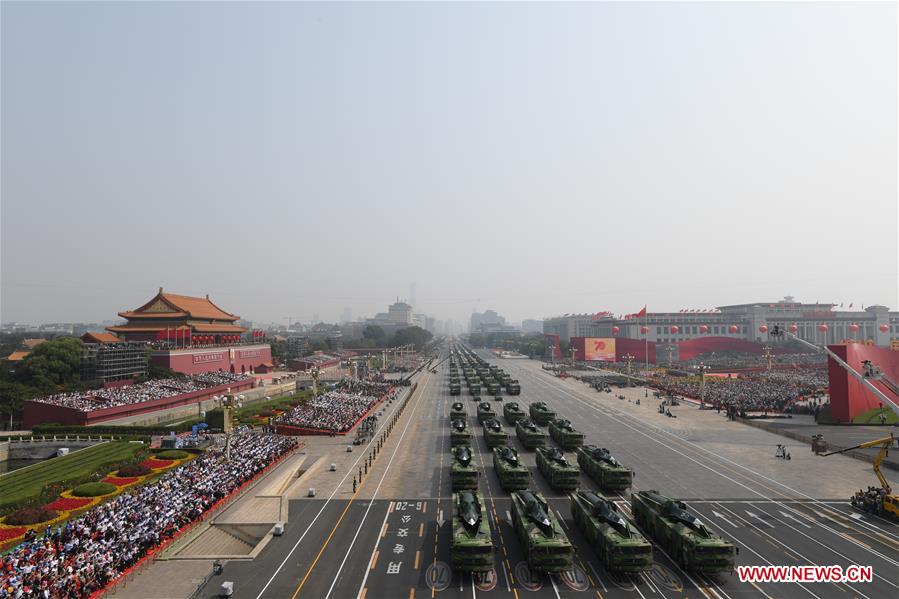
(521, 319, 544, 334)
(389, 301, 413, 324)
(340, 307, 353, 324)
(470, 310, 506, 333)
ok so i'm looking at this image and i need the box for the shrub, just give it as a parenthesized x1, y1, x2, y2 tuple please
(155, 450, 189, 460)
(72, 482, 117, 497)
(5, 506, 58, 525)
(258, 409, 275, 417)
(115, 464, 151, 477)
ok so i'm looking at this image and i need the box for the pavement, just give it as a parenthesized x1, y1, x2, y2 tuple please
(130, 350, 899, 599)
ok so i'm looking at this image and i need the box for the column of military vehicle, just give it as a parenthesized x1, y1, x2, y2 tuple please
(446, 341, 737, 576)
(450, 401, 467, 420)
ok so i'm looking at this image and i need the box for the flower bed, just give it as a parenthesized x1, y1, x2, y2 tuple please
(72, 482, 117, 497)
(0, 527, 26, 543)
(4, 506, 58, 526)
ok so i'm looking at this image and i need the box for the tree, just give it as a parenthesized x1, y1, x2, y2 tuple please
(17, 337, 83, 391)
(363, 325, 386, 341)
(388, 326, 433, 351)
(0, 381, 35, 430)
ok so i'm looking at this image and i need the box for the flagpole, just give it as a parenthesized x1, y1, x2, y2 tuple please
(644, 305, 648, 398)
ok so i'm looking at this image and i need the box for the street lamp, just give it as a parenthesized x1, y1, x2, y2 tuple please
(622, 353, 636, 387)
(762, 346, 773, 371)
(695, 362, 707, 410)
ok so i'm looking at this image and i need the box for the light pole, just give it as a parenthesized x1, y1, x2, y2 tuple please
(623, 353, 635, 387)
(696, 362, 707, 410)
(762, 346, 773, 371)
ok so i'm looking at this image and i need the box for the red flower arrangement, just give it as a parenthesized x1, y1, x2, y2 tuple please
(0, 527, 27, 543)
(46, 497, 93, 511)
(103, 476, 141, 486)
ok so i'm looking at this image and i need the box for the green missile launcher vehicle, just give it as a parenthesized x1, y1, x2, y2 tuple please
(503, 402, 526, 425)
(510, 490, 574, 573)
(570, 490, 653, 572)
(492, 445, 530, 491)
(451, 445, 479, 491)
(469, 382, 481, 396)
(631, 490, 735, 573)
(486, 381, 500, 395)
(450, 382, 461, 396)
(482, 418, 508, 448)
(451, 490, 494, 572)
(477, 401, 496, 424)
(529, 402, 556, 425)
(535, 447, 580, 491)
(516, 419, 547, 449)
(450, 419, 472, 447)
(450, 402, 467, 421)
(548, 419, 585, 450)
(576, 445, 634, 491)
(505, 380, 521, 395)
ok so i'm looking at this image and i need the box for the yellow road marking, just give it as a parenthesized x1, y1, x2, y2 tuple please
(382, 522, 388, 538)
(419, 522, 424, 537)
(370, 550, 379, 570)
(291, 493, 358, 599)
(360, 588, 367, 599)
(409, 588, 415, 599)
(414, 550, 421, 569)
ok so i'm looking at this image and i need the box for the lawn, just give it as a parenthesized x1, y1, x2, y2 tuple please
(0, 441, 144, 510)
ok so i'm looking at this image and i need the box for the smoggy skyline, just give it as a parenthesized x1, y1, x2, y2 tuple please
(2, 2, 896, 327)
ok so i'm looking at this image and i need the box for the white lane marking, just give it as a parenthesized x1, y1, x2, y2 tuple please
(711, 510, 738, 527)
(779, 510, 812, 529)
(353, 503, 392, 595)
(744, 510, 774, 528)
(326, 374, 430, 599)
(255, 383, 410, 599)
(549, 573, 562, 599)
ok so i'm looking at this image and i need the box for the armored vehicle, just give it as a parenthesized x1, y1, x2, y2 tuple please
(570, 490, 652, 572)
(535, 447, 580, 491)
(477, 401, 496, 424)
(450, 383, 461, 396)
(451, 491, 494, 572)
(529, 402, 556, 425)
(631, 490, 735, 573)
(577, 445, 633, 491)
(450, 402, 467, 421)
(469, 382, 481, 396)
(503, 402, 526, 426)
(516, 419, 547, 449)
(492, 445, 530, 491)
(506, 380, 521, 395)
(482, 418, 508, 448)
(548, 419, 585, 450)
(486, 381, 500, 395)
(510, 490, 574, 572)
(451, 445, 479, 490)
(450, 419, 471, 447)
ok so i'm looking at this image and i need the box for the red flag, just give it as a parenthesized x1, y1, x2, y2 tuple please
(636, 306, 646, 318)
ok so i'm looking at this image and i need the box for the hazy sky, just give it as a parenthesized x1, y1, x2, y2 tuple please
(2, 2, 896, 327)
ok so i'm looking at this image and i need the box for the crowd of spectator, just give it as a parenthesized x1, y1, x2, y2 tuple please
(32, 373, 252, 413)
(274, 381, 393, 433)
(0, 431, 297, 599)
(652, 367, 828, 414)
(681, 351, 825, 369)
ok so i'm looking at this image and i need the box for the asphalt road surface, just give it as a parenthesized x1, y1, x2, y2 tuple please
(213, 350, 899, 599)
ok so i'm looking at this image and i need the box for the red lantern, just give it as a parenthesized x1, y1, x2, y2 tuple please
(670, 326, 679, 334)
(759, 325, 768, 334)
(880, 324, 890, 333)
(788, 324, 798, 333)
(611, 326, 620, 335)
(818, 324, 828, 332)
(849, 323, 859, 332)
(699, 325, 709, 334)
(640, 326, 649, 334)
(729, 325, 738, 334)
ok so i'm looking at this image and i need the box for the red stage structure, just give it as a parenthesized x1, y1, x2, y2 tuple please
(827, 344, 899, 423)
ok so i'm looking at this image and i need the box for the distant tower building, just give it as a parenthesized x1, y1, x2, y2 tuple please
(388, 301, 413, 325)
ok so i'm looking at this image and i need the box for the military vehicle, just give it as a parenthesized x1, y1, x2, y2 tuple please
(477, 401, 496, 424)
(450, 419, 471, 447)
(482, 418, 508, 448)
(515, 419, 547, 449)
(548, 419, 585, 450)
(451, 445, 480, 490)
(535, 447, 580, 491)
(469, 381, 481, 396)
(503, 402, 526, 425)
(450, 402, 467, 421)
(506, 380, 521, 395)
(450, 382, 461, 396)
(529, 402, 556, 425)
(451, 491, 494, 572)
(570, 490, 653, 572)
(577, 445, 633, 491)
(491, 445, 529, 491)
(510, 490, 574, 572)
(486, 381, 500, 395)
(631, 490, 735, 573)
